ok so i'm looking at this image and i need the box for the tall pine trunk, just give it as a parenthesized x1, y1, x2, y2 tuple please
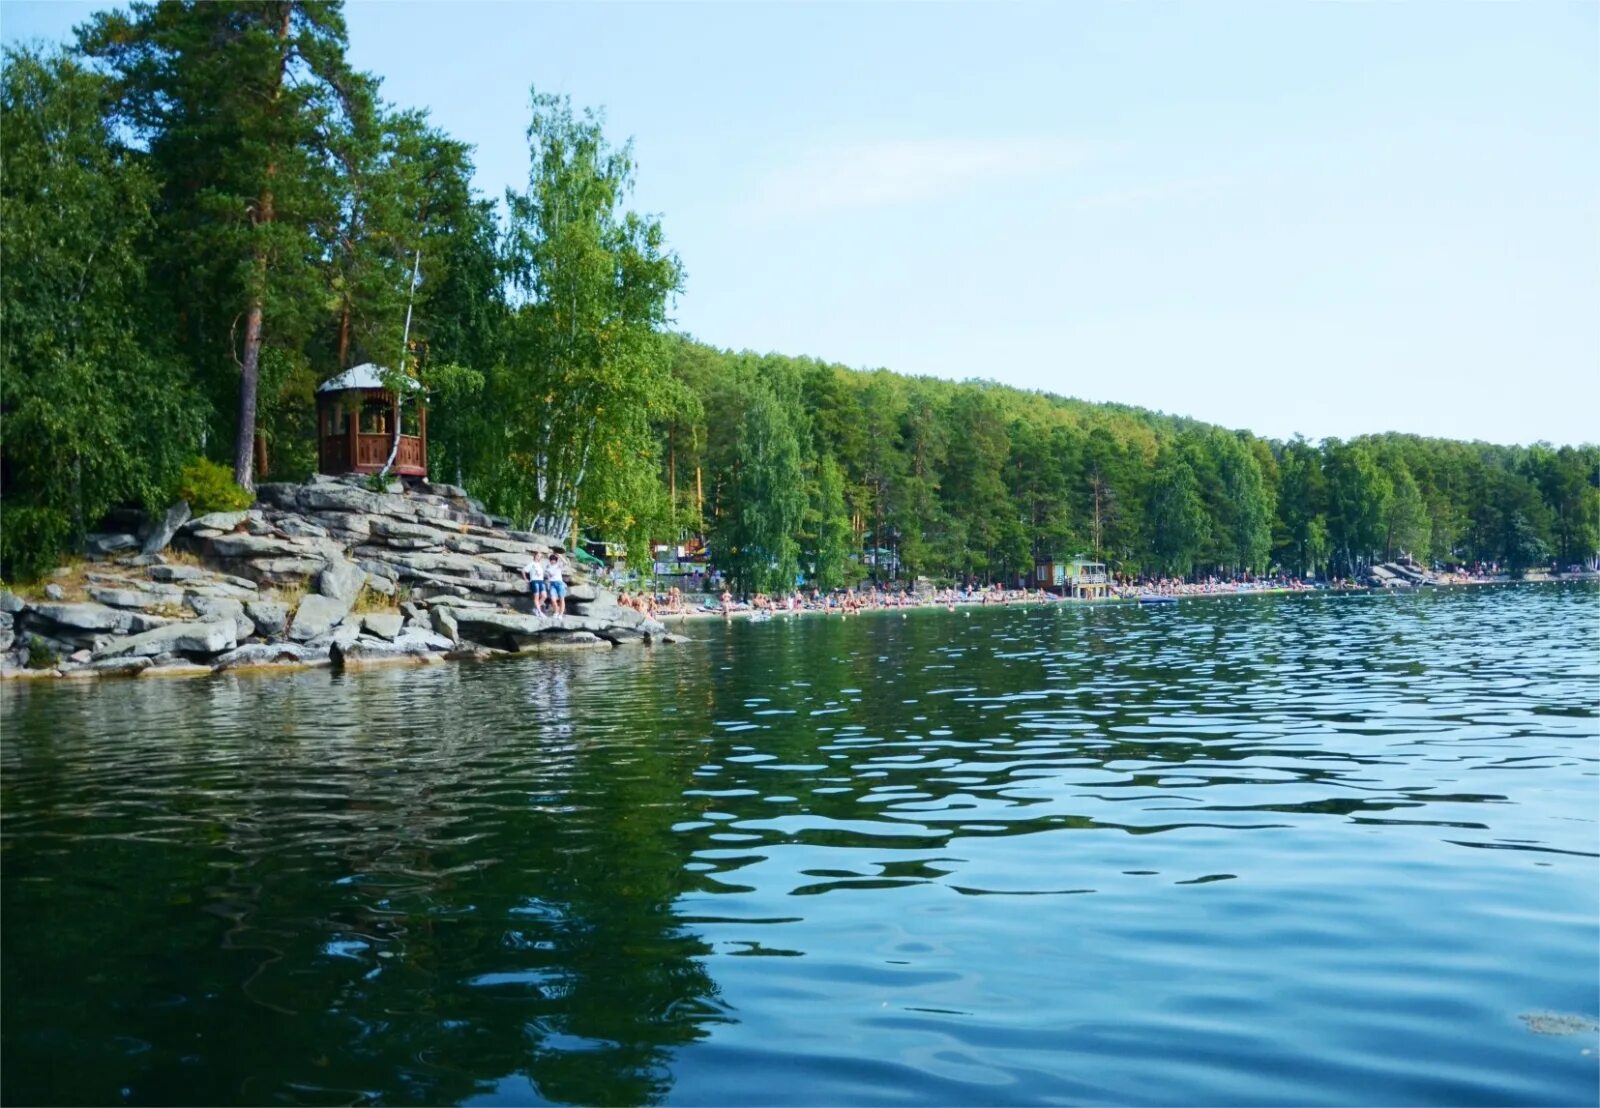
(232, 3, 292, 492)
(234, 295, 264, 490)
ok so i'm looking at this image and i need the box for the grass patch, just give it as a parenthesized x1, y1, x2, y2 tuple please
(266, 580, 309, 609)
(351, 583, 399, 614)
(11, 557, 92, 603)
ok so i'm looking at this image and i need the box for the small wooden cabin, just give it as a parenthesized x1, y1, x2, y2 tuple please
(1035, 556, 1111, 598)
(316, 363, 428, 478)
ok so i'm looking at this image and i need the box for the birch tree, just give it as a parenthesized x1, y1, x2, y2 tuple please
(486, 89, 682, 540)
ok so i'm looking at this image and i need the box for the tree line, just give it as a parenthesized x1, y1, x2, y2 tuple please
(3, 2, 1596, 587)
(658, 342, 1598, 593)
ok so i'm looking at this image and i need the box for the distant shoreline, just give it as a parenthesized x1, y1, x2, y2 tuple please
(657, 574, 1596, 625)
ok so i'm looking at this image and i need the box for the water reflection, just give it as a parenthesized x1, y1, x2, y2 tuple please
(4, 653, 730, 1105)
(3, 584, 1596, 1106)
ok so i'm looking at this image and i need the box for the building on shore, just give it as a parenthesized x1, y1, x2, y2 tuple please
(316, 363, 428, 478)
(1035, 556, 1112, 599)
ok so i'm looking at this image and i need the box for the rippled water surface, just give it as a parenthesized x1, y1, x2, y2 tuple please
(3, 584, 1597, 1106)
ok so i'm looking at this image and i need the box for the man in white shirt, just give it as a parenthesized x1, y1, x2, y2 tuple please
(546, 553, 568, 618)
(522, 553, 547, 616)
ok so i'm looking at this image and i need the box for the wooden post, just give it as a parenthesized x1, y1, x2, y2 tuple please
(345, 394, 358, 473)
(419, 400, 428, 475)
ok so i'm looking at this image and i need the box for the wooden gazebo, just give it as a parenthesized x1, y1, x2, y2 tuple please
(316, 363, 428, 478)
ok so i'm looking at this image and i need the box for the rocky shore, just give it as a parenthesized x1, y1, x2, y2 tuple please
(1, 475, 675, 681)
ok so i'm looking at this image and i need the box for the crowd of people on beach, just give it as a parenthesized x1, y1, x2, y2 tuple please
(624, 577, 1325, 619)
(570, 559, 1576, 624)
(1134, 574, 1319, 597)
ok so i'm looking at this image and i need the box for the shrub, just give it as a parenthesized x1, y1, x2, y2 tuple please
(24, 634, 59, 670)
(0, 505, 71, 583)
(176, 459, 253, 515)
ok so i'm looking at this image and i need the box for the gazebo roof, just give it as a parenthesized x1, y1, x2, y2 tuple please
(317, 362, 421, 393)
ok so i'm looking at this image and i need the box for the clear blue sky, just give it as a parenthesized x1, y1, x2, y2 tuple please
(5, 1, 1597, 446)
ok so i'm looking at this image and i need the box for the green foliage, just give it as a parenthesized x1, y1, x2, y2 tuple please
(81, 0, 370, 488)
(1, 45, 203, 578)
(716, 385, 806, 595)
(1383, 463, 1430, 561)
(1147, 452, 1208, 577)
(809, 453, 854, 590)
(0, 506, 72, 583)
(465, 88, 683, 536)
(25, 634, 59, 670)
(176, 459, 253, 515)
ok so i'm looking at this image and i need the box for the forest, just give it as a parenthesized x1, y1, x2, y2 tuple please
(3, 2, 1597, 589)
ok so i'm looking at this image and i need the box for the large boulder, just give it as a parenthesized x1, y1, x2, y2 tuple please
(94, 620, 236, 659)
(519, 629, 610, 651)
(88, 587, 165, 611)
(311, 512, 372, 543)
(243, 599, 289, 638)
(186, 596, 254, 641)
(369, 517, 454, 545)
(187, 509, 251, 532)
(450, 609, 559, 651)
(274, 516, 328, 540)
(131, 582, 187, 603)
(303, 618, 362, 654)
(299, 482, 384, 515)
(361, 612, 404, 640)
(252, 483, 303, 511)
(238, 557, 326, 587)
(186, 582, 260, 602)
(28, 602, 136, 635)
(318, 556, 367, 602)
(430, 605, 459, 643)
(210, 533, 310, 560)
(214, 642, 315, 670)
(353, 548, 502, 583)
(147, 564, 209, 583)
(83, 656, 154, 677)
(331, 629, 454, 666)
(288, 593, 354, 642)
(86, 533, 139, 556)
(140, 501, 191, 555)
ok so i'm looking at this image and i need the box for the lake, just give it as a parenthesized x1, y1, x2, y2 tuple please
(2, 583, 1596, 1106)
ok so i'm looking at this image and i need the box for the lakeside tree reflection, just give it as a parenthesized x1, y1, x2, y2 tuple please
(3, 653, 729, 1105)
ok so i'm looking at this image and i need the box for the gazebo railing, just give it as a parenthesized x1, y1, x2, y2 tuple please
(321, 433, 426, 474)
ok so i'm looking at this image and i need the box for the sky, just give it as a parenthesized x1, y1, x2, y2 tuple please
(4, 1, 1597, 446)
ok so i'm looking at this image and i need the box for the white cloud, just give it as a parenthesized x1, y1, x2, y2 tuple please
(741, 137, 1086, 223)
